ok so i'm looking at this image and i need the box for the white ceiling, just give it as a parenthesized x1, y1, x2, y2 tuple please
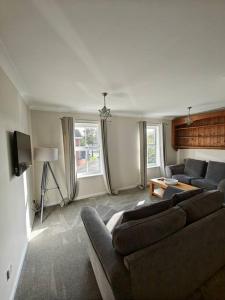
(1, 0, 225, 118)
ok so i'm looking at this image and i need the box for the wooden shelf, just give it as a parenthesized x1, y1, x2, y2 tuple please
(176, 123, 225, 130)
(172, 109, 225, 150)
(178, 135, 225, 138)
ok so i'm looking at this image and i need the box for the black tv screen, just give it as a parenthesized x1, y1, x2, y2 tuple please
(13, 131, 32, 176)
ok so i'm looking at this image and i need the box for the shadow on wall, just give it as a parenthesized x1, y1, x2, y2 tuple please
(6, 131, 15, 179)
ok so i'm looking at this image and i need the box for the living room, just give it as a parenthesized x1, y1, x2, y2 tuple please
(1, 1, 225, 300)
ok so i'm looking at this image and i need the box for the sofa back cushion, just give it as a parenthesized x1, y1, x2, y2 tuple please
(184, 158, 207, 177)
(121, 187, 203, 224)
(121, 199, 173, 223)
(172, 188, 203, 205)
(112, 207, 186, 255)
(178, 190, 224, 224)
(205, 161, 225, 185)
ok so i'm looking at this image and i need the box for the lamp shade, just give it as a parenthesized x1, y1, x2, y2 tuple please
(34, 147, 58, 162)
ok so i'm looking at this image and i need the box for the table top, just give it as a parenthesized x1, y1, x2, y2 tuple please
(150, 177, 199, 191)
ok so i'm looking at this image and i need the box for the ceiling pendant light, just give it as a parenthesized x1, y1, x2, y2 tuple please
(98, 92, 112, 120)
(186, 106, 193, 126)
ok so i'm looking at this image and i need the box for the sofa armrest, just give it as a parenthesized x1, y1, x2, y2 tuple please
(218, 179, 225, 191)
(165, 164, 185, 177)
(81, 207, 132, 300)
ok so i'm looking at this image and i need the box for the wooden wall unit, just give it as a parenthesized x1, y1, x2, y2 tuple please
(172, 109, 225, 150)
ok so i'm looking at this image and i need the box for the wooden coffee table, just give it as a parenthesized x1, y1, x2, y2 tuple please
(149, 177, 198, 198)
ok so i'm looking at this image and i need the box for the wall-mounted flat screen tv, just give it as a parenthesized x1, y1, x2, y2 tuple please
(13, 131, 32, 176)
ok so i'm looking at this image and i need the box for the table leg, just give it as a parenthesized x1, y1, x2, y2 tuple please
(149, 182, 154, 196)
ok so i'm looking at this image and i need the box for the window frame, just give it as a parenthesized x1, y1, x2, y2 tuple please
(147, 125, 161, 169)
(74, 122, 103, 178)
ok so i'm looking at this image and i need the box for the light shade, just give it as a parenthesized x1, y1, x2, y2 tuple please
(34, 147, 58, 162)
(99, 92, 112, 120)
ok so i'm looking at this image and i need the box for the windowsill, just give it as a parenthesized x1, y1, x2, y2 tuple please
(77, 173, 103, 179)
(147, 165, 160, 169)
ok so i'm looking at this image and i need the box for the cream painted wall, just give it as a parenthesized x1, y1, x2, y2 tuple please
(31, 110, 176, 205)
(108, 116, 176, 189)
(177, 149, 225, 163)
(0, 66, 34, 300)
(31, 111, 106, 206)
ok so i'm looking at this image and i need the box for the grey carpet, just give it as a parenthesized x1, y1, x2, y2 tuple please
(15, 188, 156, 300)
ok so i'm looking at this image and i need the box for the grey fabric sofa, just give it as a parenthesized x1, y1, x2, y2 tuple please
(165, 158, 207, 185)
(166, 158, 225, 191)
(81, 190, 225, 300)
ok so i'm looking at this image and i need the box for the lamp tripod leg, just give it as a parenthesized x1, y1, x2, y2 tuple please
(40, 162, 48, 224)
(47, 162, 65, 206)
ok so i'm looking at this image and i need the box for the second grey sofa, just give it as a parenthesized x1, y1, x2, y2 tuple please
(166, 158, 225, 190)
(166, 158, 207, 184)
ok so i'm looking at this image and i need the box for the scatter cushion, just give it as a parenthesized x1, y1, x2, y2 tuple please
(178, 190, 224, 224)
(184, 158, 207, 178)
(172, 188, 203, 205)
(163, 186, 183, 200)
(112, 207, 186, 255)
(121, 199, 173, 223)
(191, 178, 217, 190)
(173, 174, 196, 184)
(106, 211, 124, 233)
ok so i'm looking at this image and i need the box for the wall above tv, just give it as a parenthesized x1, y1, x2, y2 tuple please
(13, 131, 32, 176)
(172, 109, 225, 151)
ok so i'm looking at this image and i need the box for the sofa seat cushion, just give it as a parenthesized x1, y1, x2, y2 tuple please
(205, 161, 225, 185)
(112, 207, 186, 255)
(172, 174, 195, 184)
(178, 190, 224, 224)
(184, 158, 207, 177)
(191, 178, 217, 190)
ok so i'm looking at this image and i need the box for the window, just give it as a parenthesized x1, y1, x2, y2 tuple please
(147, 125, 160, 168)
(75, 123, 102, 177)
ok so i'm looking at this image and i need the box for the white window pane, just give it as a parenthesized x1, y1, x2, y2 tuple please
(147, 125, 161, 168)
(76, 150, 88, 175)
(86, 127, 98, 146)
(148, 145, 156, 165)
(87, 149, 101, 174)
(75, 122, 102, 177)
(147, 128, 156, 145)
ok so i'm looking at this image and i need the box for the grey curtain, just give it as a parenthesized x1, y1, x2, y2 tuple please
(100, 119, 113, 194)
(139, 121, 147, 189)
(160, 122, 167, 177)
(61, 117, 78, 202)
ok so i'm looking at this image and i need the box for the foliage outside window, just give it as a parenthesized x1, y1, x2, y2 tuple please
(147, 125, 160, 168)
(75, 123, 102, 177)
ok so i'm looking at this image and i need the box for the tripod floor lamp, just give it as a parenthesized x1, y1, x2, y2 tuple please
(34, 147, 65, 223)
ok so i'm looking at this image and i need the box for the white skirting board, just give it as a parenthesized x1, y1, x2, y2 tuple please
(76, 191, 107, 200)
(10, 242, 28, 300)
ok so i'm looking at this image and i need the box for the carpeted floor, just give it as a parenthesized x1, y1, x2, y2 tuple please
(15, 188, 156, 300)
